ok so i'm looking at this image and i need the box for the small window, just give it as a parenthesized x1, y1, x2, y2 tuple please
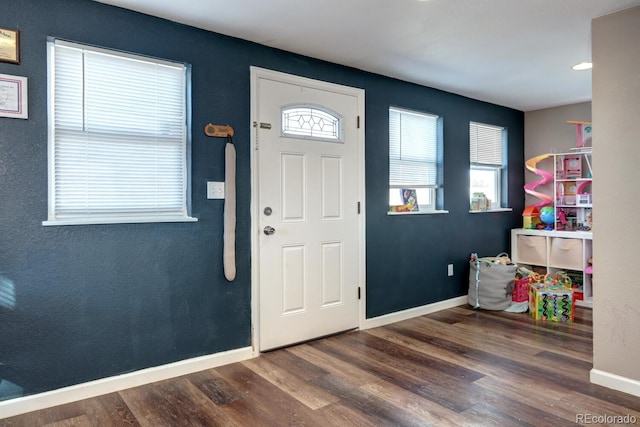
(389, 107, 441, 212)
(45, 39, 195, 225)
(469, 122, 506, 210)
(281, 104, 342, 142)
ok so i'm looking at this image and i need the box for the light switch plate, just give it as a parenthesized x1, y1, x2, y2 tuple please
(207, 181, 225, 199)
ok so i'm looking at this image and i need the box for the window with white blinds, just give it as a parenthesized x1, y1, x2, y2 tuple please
(469, 122, 505, 209)
(389, 107, 440, 210)
(470, 122, 504, 168)
(45, 39, 195, 225)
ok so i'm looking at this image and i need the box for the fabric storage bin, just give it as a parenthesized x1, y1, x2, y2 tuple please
(468, 255, 516, 311)
(550, 237, 583, 270)
(516, 235, 546, 266)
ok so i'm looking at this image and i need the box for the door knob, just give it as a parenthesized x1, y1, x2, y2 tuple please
(263, 226, 276, 235)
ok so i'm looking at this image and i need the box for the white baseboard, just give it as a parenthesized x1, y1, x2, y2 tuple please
(1, 296, 469, 419)
(590, 369, 640, 398)
(363, 296, 468, 329)
(0, 346, 255, 419)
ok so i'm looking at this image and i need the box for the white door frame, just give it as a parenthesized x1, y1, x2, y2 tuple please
(249, 66, 366, 354)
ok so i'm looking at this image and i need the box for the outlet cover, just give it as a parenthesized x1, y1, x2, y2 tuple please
(207, 181, 225, 199)
(447, 264, 454, 276)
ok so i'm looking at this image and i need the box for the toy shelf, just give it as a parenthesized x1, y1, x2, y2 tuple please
(511, 228, 593, 308)
(554, 150, 592, 232)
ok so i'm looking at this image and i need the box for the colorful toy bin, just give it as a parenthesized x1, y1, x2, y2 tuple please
(528, 283, 574, 323)
(512, 278, 530, 302)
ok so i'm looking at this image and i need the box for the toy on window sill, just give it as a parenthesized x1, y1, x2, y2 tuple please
(470, 192, 490, 211)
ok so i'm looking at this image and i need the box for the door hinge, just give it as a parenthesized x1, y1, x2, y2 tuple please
(357, 116, 360, 129)
(253, 121, 260, 151)
(357, 201, 361, 214)
(358, 287, 361, 300)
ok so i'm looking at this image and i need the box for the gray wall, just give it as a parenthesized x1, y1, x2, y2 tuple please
(524, 103, 592, 207)
(592, 5, 640, 387)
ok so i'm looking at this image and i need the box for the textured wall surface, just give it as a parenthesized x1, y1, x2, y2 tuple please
(0, 0, 524, 399)
(524, 102, 592, 207)
(592, 5, 640, 383)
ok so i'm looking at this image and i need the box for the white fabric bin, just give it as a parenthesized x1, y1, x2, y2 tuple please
(516, 235, 546, 266)
(550, 237, 583, 270)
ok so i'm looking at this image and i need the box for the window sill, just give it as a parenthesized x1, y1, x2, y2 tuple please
(43, 216, 199, 226)
(468, 208, 513, 214)
(387, 209, 449, 216)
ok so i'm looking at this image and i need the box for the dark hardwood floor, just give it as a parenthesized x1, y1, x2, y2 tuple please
(2, 305, 639, 426)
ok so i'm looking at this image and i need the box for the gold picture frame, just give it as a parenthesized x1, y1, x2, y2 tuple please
(0, 27, 20, 64)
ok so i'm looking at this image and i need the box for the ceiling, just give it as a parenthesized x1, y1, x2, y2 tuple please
(94, 0, 640, 111)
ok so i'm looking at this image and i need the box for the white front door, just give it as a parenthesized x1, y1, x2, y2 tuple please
(252, 68, 364, 351)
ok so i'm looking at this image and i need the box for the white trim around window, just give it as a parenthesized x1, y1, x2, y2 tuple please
(469, 121, 506, 211)
(389, 107, 443, 213)
(44, 39, 196, 226)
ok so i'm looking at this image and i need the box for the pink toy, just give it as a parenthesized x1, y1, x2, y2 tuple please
(577, 180, 592, 195)
(571, 121, 592, 148)
(558, 210, 567, 225)
(524, 153, 553, 208)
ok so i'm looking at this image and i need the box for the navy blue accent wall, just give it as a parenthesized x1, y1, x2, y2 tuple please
(0, 0, 524, 399)
(364, 77, 524, 317)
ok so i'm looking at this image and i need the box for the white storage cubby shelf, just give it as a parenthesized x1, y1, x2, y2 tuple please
(511, 228, 593, 308)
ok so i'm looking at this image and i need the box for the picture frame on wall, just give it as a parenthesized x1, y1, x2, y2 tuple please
(0, 27, 20, 64)
(0, 74, 28, 119)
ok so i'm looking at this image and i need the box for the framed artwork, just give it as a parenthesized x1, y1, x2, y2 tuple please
(0, 27, 20, 64)
(0, 74, 28, 119)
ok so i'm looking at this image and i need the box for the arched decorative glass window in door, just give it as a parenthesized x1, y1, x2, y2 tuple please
(281, 104, 343, 142)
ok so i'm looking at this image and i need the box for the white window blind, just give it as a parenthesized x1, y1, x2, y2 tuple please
(46, 40, 194, 225)
(470, 122, 503, 167)
(469, 122, 505, 209)
(389, 108, 438, 188)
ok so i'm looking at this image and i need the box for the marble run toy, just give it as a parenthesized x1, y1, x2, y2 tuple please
(524, 153, 553, 208)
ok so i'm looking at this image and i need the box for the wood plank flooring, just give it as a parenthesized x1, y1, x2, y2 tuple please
(3, 305, 639, 426)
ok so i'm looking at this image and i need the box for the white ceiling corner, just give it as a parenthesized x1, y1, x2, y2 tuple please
(93, 0, 640, 111)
